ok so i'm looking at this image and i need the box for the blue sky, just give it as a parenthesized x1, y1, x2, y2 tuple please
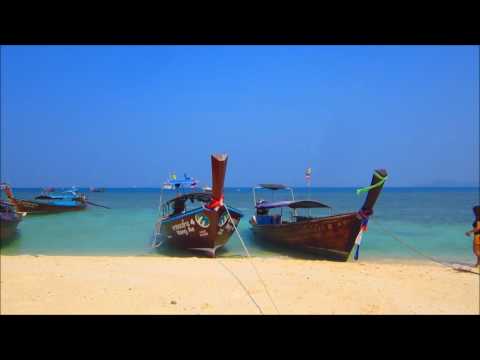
(1, 45, 478, 187)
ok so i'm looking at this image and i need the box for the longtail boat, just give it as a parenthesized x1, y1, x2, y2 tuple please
(153, 154, 243, 257)
(1, 183, 87, 214)
(249, 169, 388, 261)
(0, 199, 26, 241)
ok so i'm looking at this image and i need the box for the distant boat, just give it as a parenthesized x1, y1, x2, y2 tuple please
(202, 186, 212, 192)
(1, 183, 87, 214)
(163, 173, 199, 190)
(154, 154, 243, 257)
(0, 199, 25, 241)
(249, 169, 388, 261)
(90, 187, 106, 192)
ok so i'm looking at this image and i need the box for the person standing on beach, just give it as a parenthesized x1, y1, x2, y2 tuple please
(465, 205, 480, 267)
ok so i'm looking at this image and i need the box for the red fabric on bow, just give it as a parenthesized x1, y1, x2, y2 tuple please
(207, 195, 224, 210)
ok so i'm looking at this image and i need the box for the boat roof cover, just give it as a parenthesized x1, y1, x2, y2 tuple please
(256, 200, 330, 209)
(36, 190, 79, 199)
(166, 192, 213, 205)
(258, 184, 289, 190)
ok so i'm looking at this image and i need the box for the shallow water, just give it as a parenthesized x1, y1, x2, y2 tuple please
(1, 187, 478, 264)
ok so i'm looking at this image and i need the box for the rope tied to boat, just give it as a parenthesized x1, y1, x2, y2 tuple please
(371, 218, 479, 276)
(216, 259, 264, 314)
(223, 203, 280, 314)
(356, 171, 388, 195)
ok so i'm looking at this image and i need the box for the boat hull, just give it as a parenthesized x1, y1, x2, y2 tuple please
(0, 214, 23, 241)
(12, 199, 86, 214)
(156, 206, 242, 257)
(251, 212, 363, 261)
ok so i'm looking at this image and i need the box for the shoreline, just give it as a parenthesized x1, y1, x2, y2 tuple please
(1, 255, 478, 315)
(1, 252, 475, 266)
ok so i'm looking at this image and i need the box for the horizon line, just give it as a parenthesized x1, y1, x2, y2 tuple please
(6, 185, 479, 189)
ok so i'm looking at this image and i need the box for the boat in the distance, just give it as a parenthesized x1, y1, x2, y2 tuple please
(249, 169, 388, 261)
(0, 199, 26, 241)
(1, 183, 87, 214)
(153, 154, 243, 257)
(90, 187, 106, 192)
(163, 173, 199, 190)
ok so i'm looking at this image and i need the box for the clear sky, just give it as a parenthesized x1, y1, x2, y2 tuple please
(1, 45, 478, 187)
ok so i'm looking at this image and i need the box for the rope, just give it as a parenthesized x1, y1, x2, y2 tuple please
(371, 218, 479, 276)
(356, 171, 388, 195)
(216, 259, 263, 314)
(224, 204, 280, 314)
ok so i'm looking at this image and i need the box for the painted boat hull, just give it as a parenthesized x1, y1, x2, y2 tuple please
(156, 206, 242, 257)
(251, 212, 363, 261)
(0, 214, 23, 241)
(12, 199, 86, 214)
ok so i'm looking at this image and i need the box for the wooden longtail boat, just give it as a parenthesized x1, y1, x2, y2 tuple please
(0, 200, 25, 241)
(249, 169, 388, 261)
(1, 183, 87, 214)
(153, 154, 243, 257)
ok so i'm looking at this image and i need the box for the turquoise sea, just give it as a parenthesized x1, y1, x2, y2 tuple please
(1, 187, 479, 264)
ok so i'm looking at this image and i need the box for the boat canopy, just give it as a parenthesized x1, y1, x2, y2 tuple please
(256, 200, 330, 209)
(35, 190, 81, 200)
(258, 184, 289, 190)
(166, 192, 213, 205)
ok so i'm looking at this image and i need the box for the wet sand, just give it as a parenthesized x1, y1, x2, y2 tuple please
(1, 255, 478, 314)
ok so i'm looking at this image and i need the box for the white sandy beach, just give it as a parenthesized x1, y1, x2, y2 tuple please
(1, 255, 478, 315)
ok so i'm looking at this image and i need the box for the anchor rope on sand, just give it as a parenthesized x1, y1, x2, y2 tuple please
(224, 204, 280, 314)
(371, 218, 479, 276)
(216, 259, 264, 314)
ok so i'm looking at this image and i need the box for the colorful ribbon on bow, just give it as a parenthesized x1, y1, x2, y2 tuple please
(356, 171, 388, 195)
(353, 209, 371, 260)
(207, 195, 224, 210)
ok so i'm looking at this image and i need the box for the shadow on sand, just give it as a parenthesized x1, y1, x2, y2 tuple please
(244, 237, 347, 261)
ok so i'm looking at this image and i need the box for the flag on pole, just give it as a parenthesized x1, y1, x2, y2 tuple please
(305, 167, 312, 183)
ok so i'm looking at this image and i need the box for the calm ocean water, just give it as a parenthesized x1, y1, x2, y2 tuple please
(1, 187, 479, 263)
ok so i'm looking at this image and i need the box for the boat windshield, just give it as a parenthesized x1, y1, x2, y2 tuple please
(162, 192, 213, 217)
